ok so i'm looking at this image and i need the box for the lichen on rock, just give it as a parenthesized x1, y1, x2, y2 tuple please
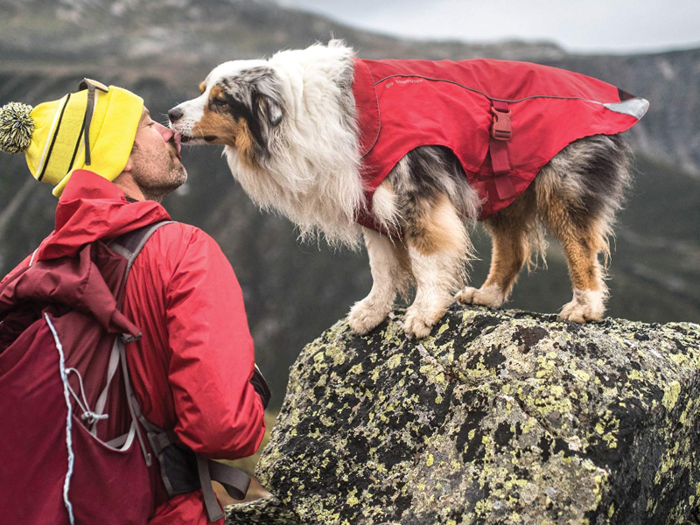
(226, 305, 700, 524)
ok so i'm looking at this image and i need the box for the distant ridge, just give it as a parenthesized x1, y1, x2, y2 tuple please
(1, 0, 699, 404)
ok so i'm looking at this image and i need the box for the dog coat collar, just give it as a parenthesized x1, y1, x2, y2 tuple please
(351, 57, 648, 230)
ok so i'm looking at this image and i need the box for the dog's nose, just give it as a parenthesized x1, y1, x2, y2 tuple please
(168, 107, 183, 123)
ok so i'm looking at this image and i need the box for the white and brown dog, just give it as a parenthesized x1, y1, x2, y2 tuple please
(169, 40, 647, 338)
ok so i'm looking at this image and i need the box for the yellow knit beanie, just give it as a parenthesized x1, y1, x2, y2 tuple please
(0, 79, 143, 197)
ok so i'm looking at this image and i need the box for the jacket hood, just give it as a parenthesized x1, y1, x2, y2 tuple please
(36, 169, 171, 261)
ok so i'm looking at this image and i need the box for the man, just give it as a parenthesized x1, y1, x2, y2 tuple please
(0, 80, 267, 524)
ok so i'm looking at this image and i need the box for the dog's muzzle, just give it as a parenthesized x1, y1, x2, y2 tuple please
(168, 107, 183, 123)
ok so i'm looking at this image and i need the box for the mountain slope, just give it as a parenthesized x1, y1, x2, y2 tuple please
(0, 0, 698, 404)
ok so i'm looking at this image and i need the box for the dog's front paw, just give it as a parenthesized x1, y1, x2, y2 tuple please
(456, 285, 504, 308)
(559, 301, 591, 323)
(403, 308, 434, 339)
(348, 299, 389, 335)
(559, 289, 605, 323)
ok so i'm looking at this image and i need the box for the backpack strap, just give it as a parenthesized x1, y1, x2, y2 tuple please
(107, 220, 175, 466)
(108, 221, 175, 311)
(111, 220, 252, 522)
(125, 387, 251, 521)
(118, 337, 152, 466)
(108, 220, 174, 258)
(120, 328, 252, 523)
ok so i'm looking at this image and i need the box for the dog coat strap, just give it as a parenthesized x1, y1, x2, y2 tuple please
(489, 100, 517, 201)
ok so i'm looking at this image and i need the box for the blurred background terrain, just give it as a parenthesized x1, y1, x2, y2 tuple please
(1, 0, 699, 413)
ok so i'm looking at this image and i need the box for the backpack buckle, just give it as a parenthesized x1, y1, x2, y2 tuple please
(491, 105, 512, 141)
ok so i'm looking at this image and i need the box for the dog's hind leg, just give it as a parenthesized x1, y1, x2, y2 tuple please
(404, 194, 469, 338)
(456, 196, 535, 308)
(547, 211, 609, 323)
(537, 135, 630, 322)
(348, 228, 407, 334)
(456, 223, 529, 308)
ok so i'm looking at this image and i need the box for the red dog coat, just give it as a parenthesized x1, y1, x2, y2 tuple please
(351, 57, 648, 227)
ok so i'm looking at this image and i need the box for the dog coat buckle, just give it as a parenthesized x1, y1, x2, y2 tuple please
(491, 105, 512, 141)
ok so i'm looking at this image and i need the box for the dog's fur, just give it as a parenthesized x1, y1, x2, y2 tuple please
(169, 40, 632, 338)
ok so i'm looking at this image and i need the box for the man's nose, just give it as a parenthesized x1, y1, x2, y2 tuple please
(168, 107, 183, 123)
(154, 122, 182, 158)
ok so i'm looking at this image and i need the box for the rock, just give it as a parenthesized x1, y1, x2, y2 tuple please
(226, 306, 700, 524)
(225, 496, 303, 525)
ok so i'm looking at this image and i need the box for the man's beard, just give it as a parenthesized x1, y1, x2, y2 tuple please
(133, 149, 188, 203)
(138, 166, 187, 203)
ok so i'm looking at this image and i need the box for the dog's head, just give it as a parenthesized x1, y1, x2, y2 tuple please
(168, 60, 284, 165)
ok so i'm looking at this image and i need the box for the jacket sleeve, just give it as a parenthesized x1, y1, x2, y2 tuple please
(165, 228, 265, 459)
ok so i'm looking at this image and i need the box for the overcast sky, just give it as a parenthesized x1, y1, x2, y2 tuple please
(277, 0, 700, 54)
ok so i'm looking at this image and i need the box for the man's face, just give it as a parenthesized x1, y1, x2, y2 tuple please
(128, 107, 186, 202)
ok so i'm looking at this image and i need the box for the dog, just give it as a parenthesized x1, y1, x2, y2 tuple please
(168, 40, 648, 338)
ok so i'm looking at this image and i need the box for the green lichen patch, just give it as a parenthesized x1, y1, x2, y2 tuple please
(227, 306, 700, 525)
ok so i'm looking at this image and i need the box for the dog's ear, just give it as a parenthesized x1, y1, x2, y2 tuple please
(246, 67, 284, 128)
(255, 93, 283, 127)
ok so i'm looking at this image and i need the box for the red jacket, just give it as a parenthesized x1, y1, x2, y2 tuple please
(0, 170, 266, 524)
(352, 57, 648, 222)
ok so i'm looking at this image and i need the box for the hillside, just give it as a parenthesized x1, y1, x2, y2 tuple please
(0, 0, 566, 67)
(0, 0, 698, 404)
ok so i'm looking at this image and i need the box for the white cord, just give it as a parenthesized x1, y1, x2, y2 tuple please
(45, 313, 76, 525)
(65, 367, 109, 425)
(29, 248, 39, 267)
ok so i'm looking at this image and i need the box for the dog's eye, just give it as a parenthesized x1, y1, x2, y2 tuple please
(212, 98, 228, 107)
